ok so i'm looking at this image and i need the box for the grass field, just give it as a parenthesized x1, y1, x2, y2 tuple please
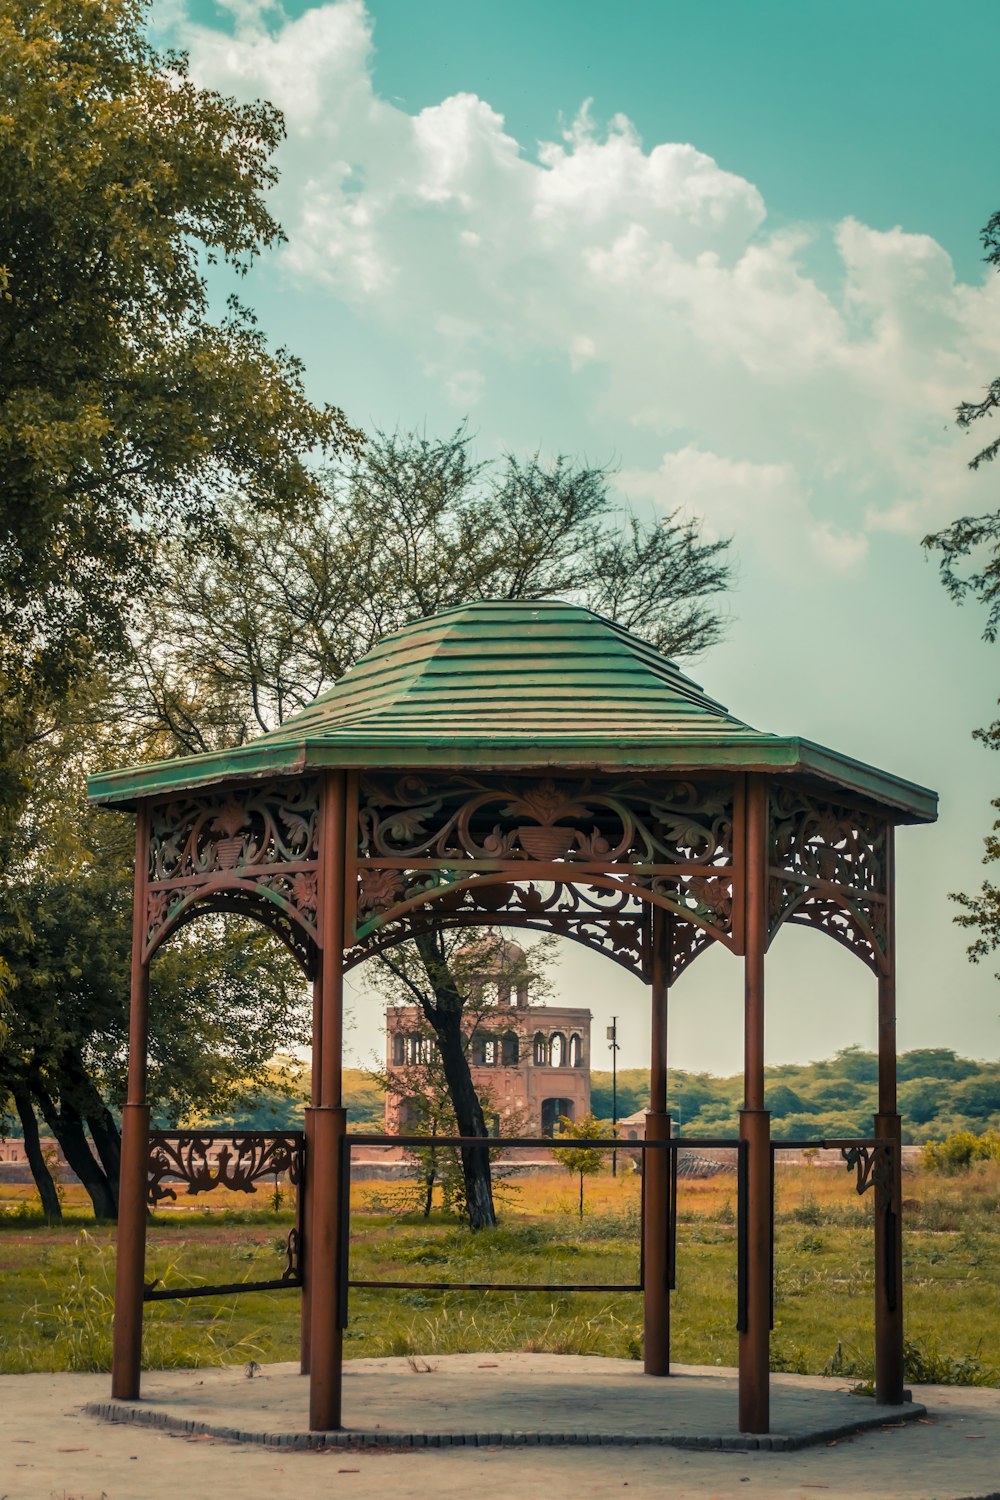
(1, 1164, 998, 1388)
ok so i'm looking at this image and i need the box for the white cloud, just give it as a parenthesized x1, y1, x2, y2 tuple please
(176, 0, 1000, 566)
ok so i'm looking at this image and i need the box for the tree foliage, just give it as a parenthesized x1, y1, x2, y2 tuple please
(551, 1112, 607, 1219)
(123, 428, 732, 755)
(0, 0, 360, 816)
(0, 690, 308, 1218)
(590, 1046, 1000, 1145)
(922, 205, 1000, 974)
(923, 207, 1000, 639)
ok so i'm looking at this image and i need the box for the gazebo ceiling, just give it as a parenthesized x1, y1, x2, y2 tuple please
(88, 600, 936, 822)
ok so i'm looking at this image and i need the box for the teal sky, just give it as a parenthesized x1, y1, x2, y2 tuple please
(163, 0, 1000, 1079)
(187, 0, 997, 280)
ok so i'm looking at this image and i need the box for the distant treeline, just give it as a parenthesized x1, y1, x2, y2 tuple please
(207, 1048, 999, 1147)
(591, 1047, 1000, 1145)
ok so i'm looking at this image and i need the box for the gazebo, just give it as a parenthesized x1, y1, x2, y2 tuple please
(88, 599, 937, 1436)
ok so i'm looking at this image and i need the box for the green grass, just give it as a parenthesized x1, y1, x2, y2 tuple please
(1, 1165, 997, 1386)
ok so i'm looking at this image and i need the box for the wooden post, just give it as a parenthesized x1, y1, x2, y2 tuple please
(300, 973, 323, 1375)
(874, 825, 904, 1404)
(644, 906, 672, 1375)
(111, 808, 151, 1400)
(739, 775, 770, 1435)
(308, 773, 348, 1432)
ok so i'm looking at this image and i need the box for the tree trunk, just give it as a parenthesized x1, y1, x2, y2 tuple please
(422, 1150, 436, 1218)
(414, 931, 496, 1230)
(579, 1170, 584, 1220)
(64, 1051, 121, 1210)
(13, 1089, 62, 1222)
(34, 1086, 118, 1220)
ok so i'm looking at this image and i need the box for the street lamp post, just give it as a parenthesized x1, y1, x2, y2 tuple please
(607, 1017, 619, 1177)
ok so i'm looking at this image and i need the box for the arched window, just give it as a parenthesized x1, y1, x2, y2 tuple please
(501, 1031, 519, 1066)
(533, 1032, 548, 1065)
(569, 1033, 583, 1067)
(392, 1033, 405, 1066)
(472, 1032, 498, 1066)
(405, 1034, 434, 1065)
(550, 1032, 566, 1067)
(541, 1097, 575, 1135)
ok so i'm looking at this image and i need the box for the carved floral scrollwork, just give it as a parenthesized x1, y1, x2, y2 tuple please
(359, 773, 734, 868)
(347, 878, 649, 977)
(767, 786, 889, 973)
(143, 781, 321, 970)
(669, 919, 717, 983)
(355, 773, 735, 956)
(146, 1131, 304, 1206)
(841, 1141, 894, 1215)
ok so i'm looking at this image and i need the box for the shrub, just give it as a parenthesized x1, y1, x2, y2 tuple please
(921, 1130, 1000, 1174)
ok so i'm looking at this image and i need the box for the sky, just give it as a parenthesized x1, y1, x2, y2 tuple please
(155, 0, 1000, 1078)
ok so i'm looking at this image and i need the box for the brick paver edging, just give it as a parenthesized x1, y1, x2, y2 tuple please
(83, 1397, 925, 1453)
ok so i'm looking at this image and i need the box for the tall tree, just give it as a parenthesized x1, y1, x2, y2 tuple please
(370, 931, 550, 1226)
(0, 689, 308, 1219)
(924, 206, 1000, 979)
(118, 427, 733, 1227)
(0, 0, 361, 828)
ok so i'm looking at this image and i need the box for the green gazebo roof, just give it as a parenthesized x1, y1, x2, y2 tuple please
(87, 600, 937, 821)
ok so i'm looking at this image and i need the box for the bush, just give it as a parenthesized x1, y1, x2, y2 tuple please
(921, 1130, 1000, 1174)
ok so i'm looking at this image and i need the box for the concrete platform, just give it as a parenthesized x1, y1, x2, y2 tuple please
(84, 1353, 924, 1451)
(3, 1365, 999, 1500)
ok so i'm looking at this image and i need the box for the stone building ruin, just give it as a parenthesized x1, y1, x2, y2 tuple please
(384, 940, 591, 1136)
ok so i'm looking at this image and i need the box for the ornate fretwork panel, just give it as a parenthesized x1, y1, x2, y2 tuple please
(353, 773, 737, 953)
(144, 781, 321, 973)
(146, 1131, 304, 1292)
(841, 1140, 895, 1216)
(669, 918, 717, 983)
(767, 785, 890, 974)
(147, 1130, 304, 1205)
(346, 878, 649, 978)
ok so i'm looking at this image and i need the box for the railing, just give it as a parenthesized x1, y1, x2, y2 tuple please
(336, 1133, 740, 1329)
(142, 1129, 305, 1302)
(771, 1137, 897, 1314)
(137, 1129, 898, 1331)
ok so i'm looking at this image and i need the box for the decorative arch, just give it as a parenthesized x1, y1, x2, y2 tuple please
(352, 771, 738, 974)
(766, 786, 891, 976)
(142, 781, 322, 976)
(144, 886, 318, 977)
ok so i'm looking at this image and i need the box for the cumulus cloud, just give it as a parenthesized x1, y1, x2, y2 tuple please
(176, 0, 1000, 567)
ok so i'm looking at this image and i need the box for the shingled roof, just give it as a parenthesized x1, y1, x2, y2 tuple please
(87, 600, 936, 820)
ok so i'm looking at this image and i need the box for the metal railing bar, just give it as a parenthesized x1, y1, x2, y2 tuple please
(346, 1134, 742, 1150)
(347, 1279, 642, 1294)
(144, 1277, 301, 1301)
(771, 1138, 885, 1150)
(148, 1130, 305, 1141)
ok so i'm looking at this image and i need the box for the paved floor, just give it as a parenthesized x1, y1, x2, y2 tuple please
(0, 1359, 997, 1500)
(83, 1353, 922, 1451)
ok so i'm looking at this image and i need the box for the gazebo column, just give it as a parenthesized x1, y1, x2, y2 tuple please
(112, 809, 151, 1400)
(874, 826, 904, 1404)
(299, 972, 323, 1375)
(739, 776, 771, 1434)
(644, 906, 672, 1376)
(308, 773, 349, 1432)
